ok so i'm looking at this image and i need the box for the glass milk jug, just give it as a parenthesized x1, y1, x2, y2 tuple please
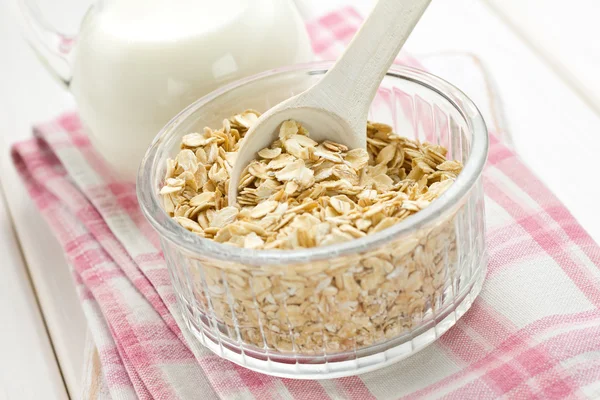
(18, 0, 314, 180)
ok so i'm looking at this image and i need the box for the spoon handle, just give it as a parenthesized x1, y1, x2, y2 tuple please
(306, 0, 431, 132)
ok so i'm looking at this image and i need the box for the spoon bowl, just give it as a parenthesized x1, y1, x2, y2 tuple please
(228, 98, 367, 202)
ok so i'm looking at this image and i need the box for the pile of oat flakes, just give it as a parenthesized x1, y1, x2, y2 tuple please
(160, 110, 462, 249)
(160, 110, 464, 353)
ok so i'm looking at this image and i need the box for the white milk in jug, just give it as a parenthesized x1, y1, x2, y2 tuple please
(70, 0, 313, 179)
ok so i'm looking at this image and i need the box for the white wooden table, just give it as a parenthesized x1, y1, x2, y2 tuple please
(1, 0, 599, 398)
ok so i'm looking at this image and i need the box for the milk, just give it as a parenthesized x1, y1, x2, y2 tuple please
(70, 0, 313, 179)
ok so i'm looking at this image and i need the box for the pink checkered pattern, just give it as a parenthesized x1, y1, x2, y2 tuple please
(11, 7, 600, 400)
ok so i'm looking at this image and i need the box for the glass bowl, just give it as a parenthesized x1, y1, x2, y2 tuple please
(137, 62, 488, 379)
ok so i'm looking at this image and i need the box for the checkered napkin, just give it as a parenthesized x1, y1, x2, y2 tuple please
(11, 7, 600, 400)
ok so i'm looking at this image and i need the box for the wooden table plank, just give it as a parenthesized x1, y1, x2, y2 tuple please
(483, 0, 600, 115)
(0, 183, 69, 400)
(0, 2, 87, 397)
(0, 156, 88, 399)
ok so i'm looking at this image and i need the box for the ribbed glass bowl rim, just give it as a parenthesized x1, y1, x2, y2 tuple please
(137, 62, 488, 266)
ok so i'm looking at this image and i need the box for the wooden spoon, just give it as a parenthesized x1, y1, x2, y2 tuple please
(228, 0, 431, 204)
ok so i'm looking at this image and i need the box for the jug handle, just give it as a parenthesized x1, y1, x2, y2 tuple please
(16, 0, 76, 88)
